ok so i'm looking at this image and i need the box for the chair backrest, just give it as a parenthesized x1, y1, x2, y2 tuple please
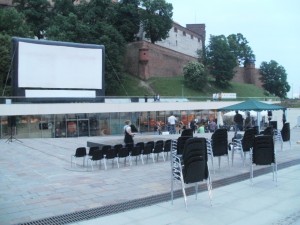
(143, 141, 154, 154)
(281, 122, 290, 141)
(75, 147, 86, 157)
(153, 140, 164, 153)
(118, 147, 129, 158)
(177, 136, 191, 155)
(91, 149, 104, 161)
(88, 146, 99, 156)
(211, 128, 228, 156)
(262, 126, 274, 136)
(105, 147, 117, 159)
(101, 145, 112, 155)
(252, 135, 275, 165)
(113, 144, 123, 155)
(130, 146, 141, 156)
(181, 128, 193, 137)
(182, 137, 208, 184)
(163, 139, 172, 152)
(135, 142, 145, 151)
(242, 128, 256, 152)
(125, 143, 134, 154)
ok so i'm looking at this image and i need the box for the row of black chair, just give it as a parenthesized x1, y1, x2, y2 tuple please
(71, 139, 173, 171)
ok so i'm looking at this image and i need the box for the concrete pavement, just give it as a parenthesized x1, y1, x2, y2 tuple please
(0, 129, 300, 225)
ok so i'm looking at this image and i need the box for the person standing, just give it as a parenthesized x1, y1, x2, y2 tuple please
(124, 120, 135, 145)
(168, 113, 177, 134)
(190, 119, 197, 134)
(233, 111, 244, 134)
(244, 111, 252, 130)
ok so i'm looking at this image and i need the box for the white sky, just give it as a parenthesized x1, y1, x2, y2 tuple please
(167, 0, 300, 98)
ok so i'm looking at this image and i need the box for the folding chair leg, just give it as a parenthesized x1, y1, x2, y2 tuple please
(104, 159, 107, 170)
(206, 172, 213, 206)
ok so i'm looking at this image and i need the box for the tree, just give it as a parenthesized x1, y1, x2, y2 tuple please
(0, 8, 32, 96)
(205, 35, 237, 88)
(47, 0, 127, 94)
(109, 0, 141, 43)
(227, 33, 255, 66)
(140, 0, 173, 44)
(183, 61, 208, 91)
(13, 0, 51, 39)
(259, 60, 290, 98)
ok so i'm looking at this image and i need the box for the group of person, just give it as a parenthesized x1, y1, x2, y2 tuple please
(233, 110, 253, 135)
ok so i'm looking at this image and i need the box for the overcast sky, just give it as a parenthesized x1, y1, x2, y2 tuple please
(167, 0, 300, 98)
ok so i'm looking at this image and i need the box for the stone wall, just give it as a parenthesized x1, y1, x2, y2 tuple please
(233, 64, 263, 88)
(125, 40, 263, 89)
(124, 41, 197, 80)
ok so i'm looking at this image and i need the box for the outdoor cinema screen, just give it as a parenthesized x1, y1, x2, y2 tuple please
(12, 37, 105, 102)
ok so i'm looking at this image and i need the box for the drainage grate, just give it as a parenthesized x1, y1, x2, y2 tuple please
(16, 159, 300, 225)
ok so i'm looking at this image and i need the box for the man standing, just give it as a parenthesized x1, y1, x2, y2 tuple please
(168, 113, 177, 134)
(233, 111, 243, 134)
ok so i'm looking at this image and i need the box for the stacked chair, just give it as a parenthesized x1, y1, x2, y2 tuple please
(250, 135, 277, 185)
(171, 138, 212, 209)
(209, 128, 229, 169)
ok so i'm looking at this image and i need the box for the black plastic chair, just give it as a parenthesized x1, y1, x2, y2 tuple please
(117, 147, 130, 167)
(125, 143, 134, 154)
(171, 137, 212, 209)
(231, 128, 256, 166)
(142, 141, 154, 163)
(260, 126, 274, 136)
(152, 140, 165, 162)
(101, 145, 112, 155)
(88, 146, 99, 158)
(71, 147, 87, 167)
(113, 144, 123, 155)
(130, 146, 143, 165)
(280, 122, 291, 150)
(176, 136, 191, 156)
(250, 135, 277, 185)
(180, 128, 193, 137)
(135, 142, 145, 152)
(103, 146, 119, 170)
(163, 139, 172, 160)
(87, 149, 104, 171)
(211, 128, 229, 169)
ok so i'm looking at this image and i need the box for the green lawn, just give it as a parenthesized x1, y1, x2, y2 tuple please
(114, 74, 272, 100)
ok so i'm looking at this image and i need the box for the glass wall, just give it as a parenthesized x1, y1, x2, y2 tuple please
(0, 110, 216, 139)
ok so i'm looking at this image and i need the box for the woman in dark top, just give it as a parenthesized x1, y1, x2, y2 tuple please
(124, 120, 135, 145)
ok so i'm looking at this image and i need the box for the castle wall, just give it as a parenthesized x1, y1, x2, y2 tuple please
(125, 41, 197, 80)
(233, 65, 263, 88)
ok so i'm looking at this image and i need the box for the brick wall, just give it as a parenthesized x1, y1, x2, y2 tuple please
(125, 41, 263, 89)
(125, 41, 197, 80)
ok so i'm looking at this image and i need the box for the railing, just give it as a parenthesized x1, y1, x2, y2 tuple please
(0, 96, 282, 104)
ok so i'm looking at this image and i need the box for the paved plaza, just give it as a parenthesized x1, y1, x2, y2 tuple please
(0, 129, 300, 225)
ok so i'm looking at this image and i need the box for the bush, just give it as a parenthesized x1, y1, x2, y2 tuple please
(183, 61, 208, 90)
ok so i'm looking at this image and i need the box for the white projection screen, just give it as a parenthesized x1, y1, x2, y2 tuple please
(12, 37, 105, 102)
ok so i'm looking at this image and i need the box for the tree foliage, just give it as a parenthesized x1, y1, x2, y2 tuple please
(140, 0, 173, 44)
(1, 0, 175, 96)
(110, 0, 141, 42)
(13, 0, 51, 39)
(259, 60, 290, 98)
(205, 35, 237, 88)
(0, 8, 32, 96)
(183, 61, 208, 90)
(227, 33, 255, 66)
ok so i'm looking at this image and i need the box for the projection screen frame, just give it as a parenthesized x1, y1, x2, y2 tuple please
(12, 37, 105, 103)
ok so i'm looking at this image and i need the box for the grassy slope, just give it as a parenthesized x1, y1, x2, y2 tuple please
(114, 74, 268, 99)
